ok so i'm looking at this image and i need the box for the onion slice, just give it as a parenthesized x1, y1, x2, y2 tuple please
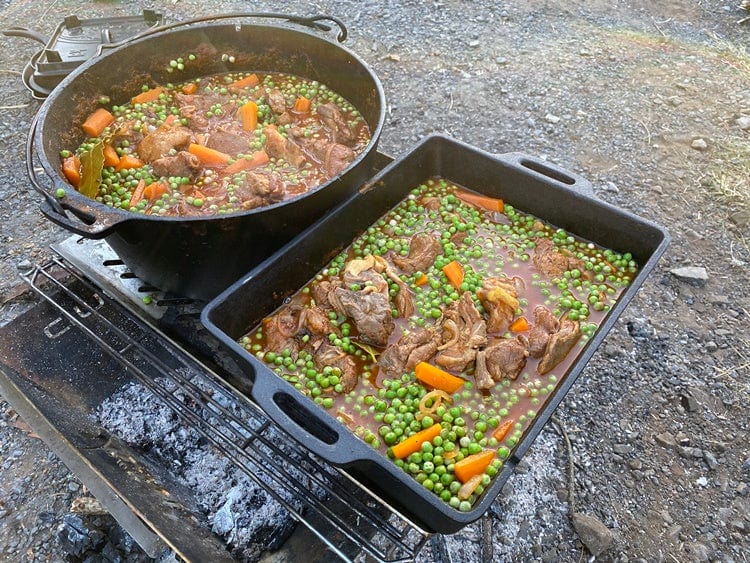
(416, 389, 452, 420)
(458, 474, 483, 500)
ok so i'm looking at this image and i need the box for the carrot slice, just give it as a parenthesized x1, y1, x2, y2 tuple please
(181, 82, 198, 95)
(237, 100, 258, 132)
(131, 87, 166, 105)
(509, 317, 529, 332)
(293, 96, 311, 113)
(223, 150, 270, 175)
(230, 74, 259, 89)
(414, 362, 466, 394)
(102, 144, 120, 167)
(188, 143, 231, 166)
(442, 260, 464, 290)
(456, 191, 504, 213)
(61, 155, 81, 187)
(492, 419, 514, 442)
(143, 181, 168, 202)
(453, 450, 495, 483)
(390, 423, 442, 460)
(128, 179, 146, 208)
(414, 273, 429, 286)
(115, 154, 144, 172)
(81, 108, 114, 138)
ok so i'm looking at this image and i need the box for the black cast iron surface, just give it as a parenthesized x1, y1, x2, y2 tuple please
(203, 135, 670, 534)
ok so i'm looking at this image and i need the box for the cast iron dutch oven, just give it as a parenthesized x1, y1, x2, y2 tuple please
(28, 13, 386, 300)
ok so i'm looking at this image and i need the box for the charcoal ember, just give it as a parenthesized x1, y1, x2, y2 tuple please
(57, 514, 102, 557)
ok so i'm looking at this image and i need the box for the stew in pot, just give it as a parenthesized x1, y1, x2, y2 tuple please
(239, 177, 639, 512)
(59, 69, 372, 216)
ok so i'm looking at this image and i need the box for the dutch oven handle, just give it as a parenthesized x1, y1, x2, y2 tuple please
(99, 12, 348, 52)
(26, 113, 124, 238)
(249, 367, 365, 466)
(497, 152, 595, 198)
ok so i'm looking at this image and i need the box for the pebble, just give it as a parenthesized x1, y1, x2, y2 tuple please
(16, 259, 32, 271)
(613, 444, 632, 455)
(68, 482, 80, 492)
(681, 393, 700, 412)
(703, 451, 719, 470)
(691, 138, 708, 150)
(544, 113, 560, 124)
(654, 432, 677, 449)
(736, 116, 750, 130)
(496, 57, 508, 65)
(670, 266, 708, 286)
(572, 513, 613, 556)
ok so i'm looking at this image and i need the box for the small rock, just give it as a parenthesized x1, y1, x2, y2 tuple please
(654, 432, 677, 449)
(696, 476, 708, 487)
(703, 451, 719, 470)
(670, 266, 708, 286)
(628, 458, 643, 470)
(651, 185, 664, 195)
(544, 113, 560, 124)
(495, 57, 508, 65)
(572, 513, 613, 556)
(736, 116, 750, 130)
(684, 542, 711, 562)
(613, 444, 633, 455)
(681, 393, 700, 413)
(468, 40, 480, 48)
(17, 259, 32, 271)
(730, 520, 746, 532)
(691, 138, 708, 150)
(605, 181, 620, 193)
(705, 341, 718, 353)
(68, 482, 80, 492)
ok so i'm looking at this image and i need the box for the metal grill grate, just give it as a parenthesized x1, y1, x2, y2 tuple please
(23, 253, 429, 562)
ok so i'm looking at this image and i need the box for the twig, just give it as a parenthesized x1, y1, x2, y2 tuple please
(551, 415, 576, 514)
(1, 69, 22, 75)
(480, 513, 493, 561)
(637, 118, 652, 146)
(0, 104, 29, 110)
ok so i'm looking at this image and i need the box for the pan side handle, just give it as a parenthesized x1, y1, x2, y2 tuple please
(498, 152, 595, 198)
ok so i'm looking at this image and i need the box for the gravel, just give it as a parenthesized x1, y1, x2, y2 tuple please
(1, 0, 749, 561)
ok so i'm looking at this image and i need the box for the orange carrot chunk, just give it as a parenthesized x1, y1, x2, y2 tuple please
(509, 317, 529, 332)
(492, 419, 514, 443)
(188, 143, 231, 166)
(414, 273, 429, 286)
(223, 150, 270, 175)
(293, 96, 311, 113)
(390, 423, 443, 460)
(181, 82, 198, 95)
(230, 74, 260, 89)
(143, 181, 168, 202)
(128, 179, 146, 208)
(115, 154, 144, 172)
(442, 260, 464, 290)
(456, 191, 504, 213)
(81, 108, 114, 138)
(453, 450, 495, 483)
(102, 144, 120, 167)
(131, 87, 166, 105)
(237, 101, 258, 132)
(414, 362, 466, 394)
(62, 155, 81, 187)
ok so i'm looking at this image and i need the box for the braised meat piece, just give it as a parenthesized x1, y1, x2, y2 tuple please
(477, 277, 520, 334)
(421, 196, 441, 211)
(435, 292, 487, 372)
(537, 318, 581, 375)
(288, 130, 355, 176)
(379, 327, 438, 378)
(316, 103, 355, 145)
(392, 233, 443, 275)
(311, 279, 341, 309)
(150, 151, 200, 180)
(206, 127, 250, 156)
(174, 92, 235, 131)
(262, 306, 303, 356)
(311, 342, 358, 392)
(533, 238, 588, 279)
(528, 305, 558, 358)
(137, 124, 191, 163)
(111, 121, 143, 149)
(236, 172, 285, 210)
(328, 256, 394, 348)
(264, 125, 305, 167)
(266, 88, 287, 114)
(474, 336, 529, 389)
(300, 306, 335, 340)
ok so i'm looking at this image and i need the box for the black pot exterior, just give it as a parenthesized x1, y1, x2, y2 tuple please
(34, 20, 385, 299)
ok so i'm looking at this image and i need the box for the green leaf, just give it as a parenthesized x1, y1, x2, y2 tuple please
(78, 141, 104, 199)
(352, 340, 380, 363)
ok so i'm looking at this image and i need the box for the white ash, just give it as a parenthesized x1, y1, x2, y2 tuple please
(93, 380, 300, 561)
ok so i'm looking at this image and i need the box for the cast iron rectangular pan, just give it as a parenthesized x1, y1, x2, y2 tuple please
(202, 134, 670, 534)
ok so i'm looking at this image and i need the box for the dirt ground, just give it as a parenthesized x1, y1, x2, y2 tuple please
(1, 1, 749, 561)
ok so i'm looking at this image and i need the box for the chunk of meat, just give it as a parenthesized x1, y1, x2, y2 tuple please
(206, 127, 250, 156)
(266, 88, 287, 114)
(316, 103, 355, 145)
(392, 233, 443, 275)
(533, 238, 588, 279)
(300, 306, 335, 340)
(311, 279, 341, 309)
(537, 318, 581, 375)
(421, 196, 441, 211)
(236, 171, 285, 210)
(323, 143, 354, 176)
(435, 292, 487, 372)
(311, 342, 358, 392)
(477, 277, 520, 334)
(137, 125, 191, 162)
(174, 92, 235, 132)
(264, 125, 305, 167)
(329, 287, 393, 348)
(528, 305, 558, 358)
(474, 336, 529, 389)
(111, 121, 143, 149)
(379, 327, 438, 378)
(262, 307, 303, 356)
(150, 151, 201, 179)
